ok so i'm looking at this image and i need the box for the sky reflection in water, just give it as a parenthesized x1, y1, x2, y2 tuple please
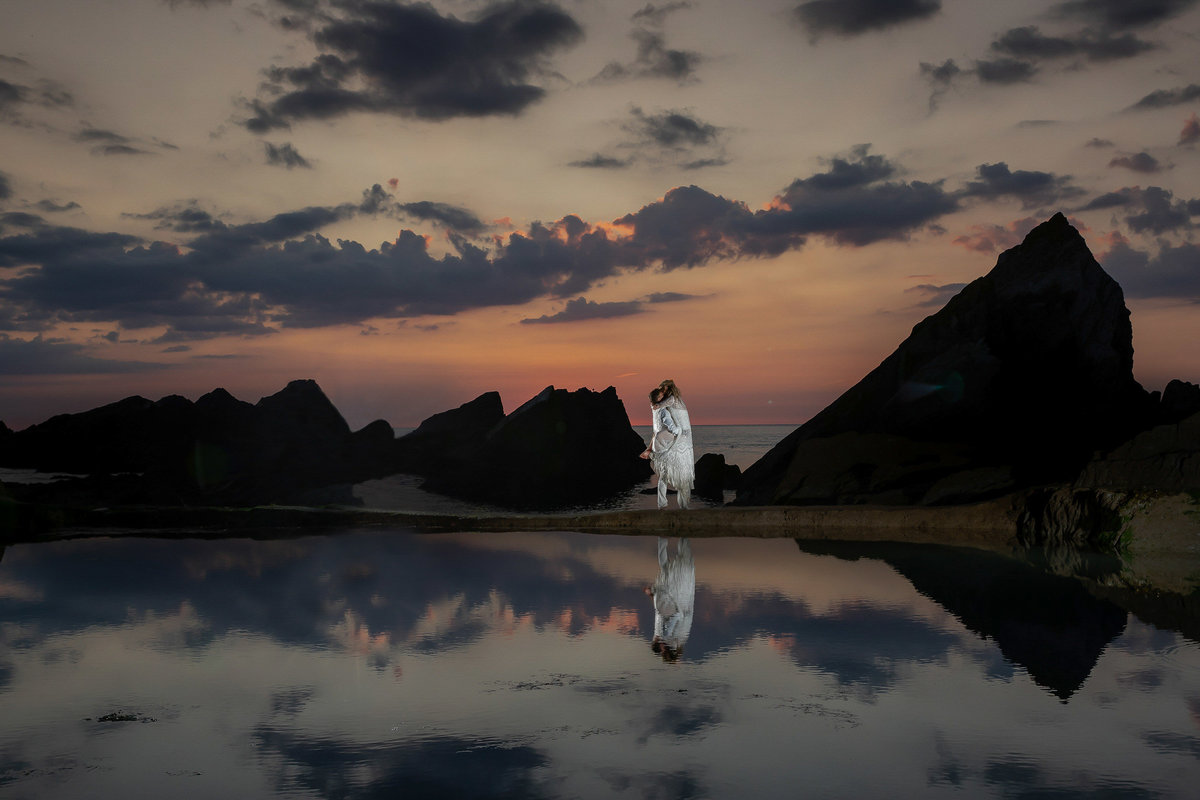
(1, 531, 1198, 799)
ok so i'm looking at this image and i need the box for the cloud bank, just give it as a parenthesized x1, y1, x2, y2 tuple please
(240, 1, 584, 130)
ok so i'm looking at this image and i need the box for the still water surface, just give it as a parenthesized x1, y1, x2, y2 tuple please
(2, 530, 1198, 798)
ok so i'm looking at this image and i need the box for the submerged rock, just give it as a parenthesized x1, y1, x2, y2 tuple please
(738, 213, 1153, 506)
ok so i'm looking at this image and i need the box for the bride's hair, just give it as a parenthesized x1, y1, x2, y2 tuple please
(659, 379, 680, 400)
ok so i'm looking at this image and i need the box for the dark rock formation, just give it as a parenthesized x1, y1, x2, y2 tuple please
(737, 213, 1153, 506)
(422, 385, 651, 509)
(2, 379, 652, 511)
(392, 391, 505, 475)
(1157, 379, 1200, 425)
(1076, 410, 1200, 493)
(693, 453, 741, 500)
(0, 379, 392, 504)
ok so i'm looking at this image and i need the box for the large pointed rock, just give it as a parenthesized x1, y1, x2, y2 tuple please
(422, 385, 651, 509)
(392, 391, 505, 474)
(738, 213, 1152, 506)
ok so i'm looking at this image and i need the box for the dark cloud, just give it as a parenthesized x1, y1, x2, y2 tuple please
(0, 153, 968, 337)
(1079, 190, 1134, 211)
(960, 162, 1084, 209)
(0, 211, 48, 233)
(794, 0, 941, 41)
(72, 128, 154, 157)
(1052, 0, 1200, 31)
(264, 141, 312, 169)
(632, 2, 694, 25)
(1123, 186, 1197, 234)
(1129, 84, 1200, 110)
(990, 25, 1155, 62)
(625, 107, 720, 149)
(1102, 236, 1200, 300)
(0, 79, 19, 116)
(0, 170, 11, 201)
(646, 291, 697, 303)
(0, 74, 74, 122)
(397, 201, 486, 234)
(35, 199, 82, 213)
(681, 156, 728, 169)
(589, 107, 728, 171)
(594, 4, 703, 84)
(922, 7, 1169, 109)
(974, 57, 1038, 84)
(93, 144, 154, 157)
(520, 296, 644, 324)
(122, 201, 228, 233)
(0, 334, 168, 375)
(919, 59, 960, 111)
(568, 153, 631, 169)
(1084, 185, 1198, 234)
(806, 145, 896, 190)
(241, 1, 584, 130)
(1085, 137, 1115, 148)
(163, 0, 232, 7)
(1107, 151, 1165, 173)
(769, 177, 958, 247)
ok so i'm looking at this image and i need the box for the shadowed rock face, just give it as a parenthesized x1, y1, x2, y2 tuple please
(1, 380, 650, 511)
(391, 391, 505, 475)
(421, 385, 651, 509)
(738, 213, 1153, 506)
(0, 379, 395, 504)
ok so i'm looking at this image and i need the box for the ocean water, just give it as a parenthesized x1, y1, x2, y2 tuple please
(356, 424, 796, 514)
(1, 530, 1197, 799)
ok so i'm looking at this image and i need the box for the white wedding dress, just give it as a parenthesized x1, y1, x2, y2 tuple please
(651, 395, 694, 509)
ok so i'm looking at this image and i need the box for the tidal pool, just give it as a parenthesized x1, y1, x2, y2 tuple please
(1, 530, 1197, 798)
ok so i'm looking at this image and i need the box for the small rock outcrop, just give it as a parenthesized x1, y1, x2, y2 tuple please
(1157, 380, 1200, 425)
(422, 385, 651, 509)
(1076, 410, 1200, 493)
(738, 213, 1153, 506)
(693, 453, 741, 500)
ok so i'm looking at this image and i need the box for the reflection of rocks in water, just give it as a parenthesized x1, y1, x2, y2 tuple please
(795, 540, 1128, 700)
(1083, 583, 1200, 646)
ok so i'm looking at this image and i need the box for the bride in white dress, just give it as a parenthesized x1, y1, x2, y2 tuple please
(640, 379, 694, 510)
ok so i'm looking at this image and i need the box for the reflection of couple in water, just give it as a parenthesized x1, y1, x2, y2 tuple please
(645, 537, 695, 662)
(639, 379, 694, 510)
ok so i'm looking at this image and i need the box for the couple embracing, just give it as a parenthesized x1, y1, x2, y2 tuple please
(639, 379, 693, 510)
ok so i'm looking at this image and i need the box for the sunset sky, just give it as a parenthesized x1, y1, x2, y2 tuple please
(1, 0, 1198, 430)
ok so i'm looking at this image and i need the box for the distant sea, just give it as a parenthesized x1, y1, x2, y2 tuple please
(356, 424, 797, 515)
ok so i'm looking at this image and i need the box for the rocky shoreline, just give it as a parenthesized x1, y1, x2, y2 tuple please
(5, 485, 1195, 593)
